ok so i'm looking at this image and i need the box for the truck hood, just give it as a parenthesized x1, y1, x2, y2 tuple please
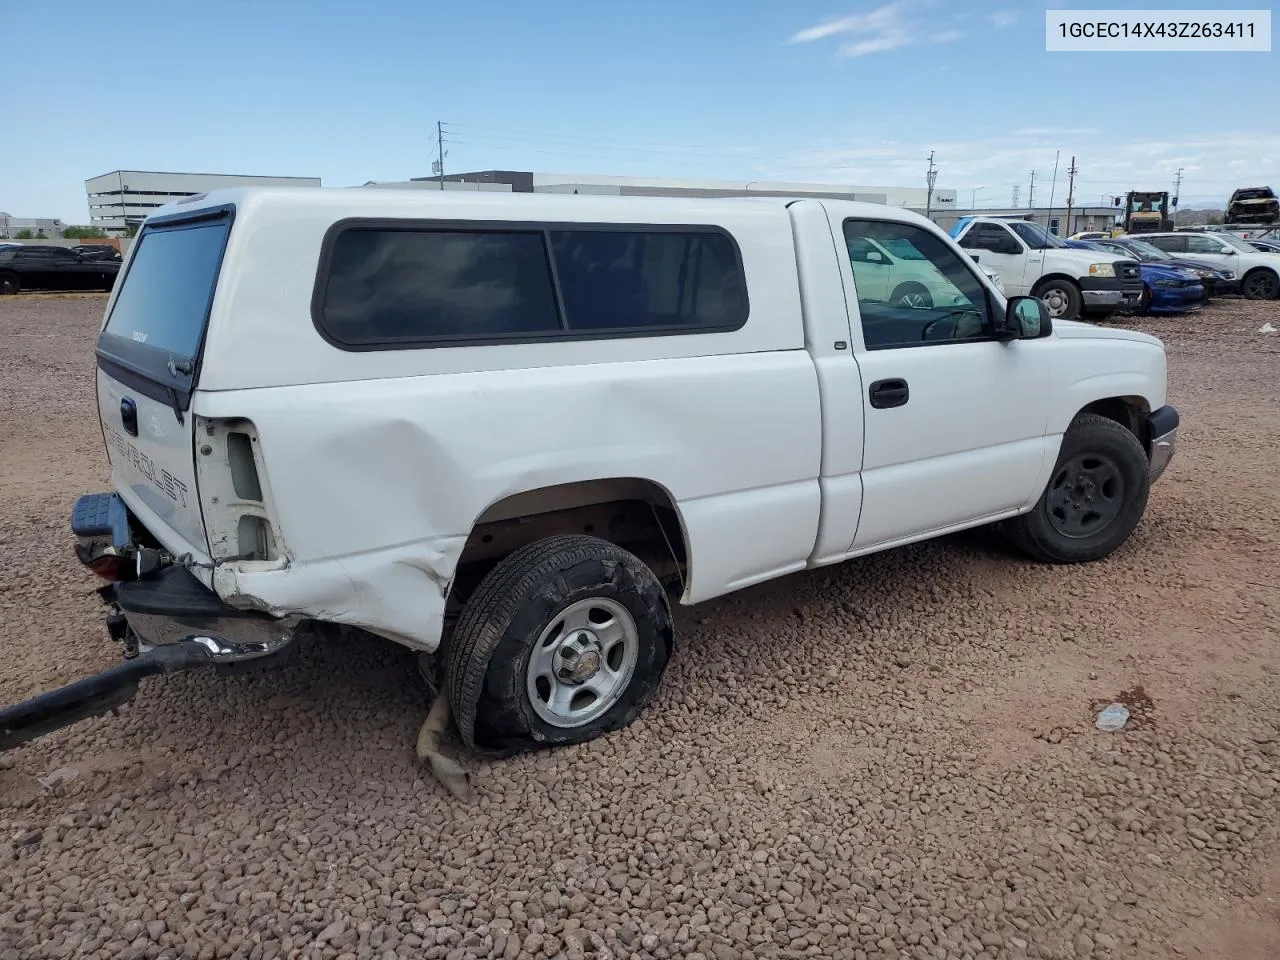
(1043, 248, 1128, 270)
(1053, 318, 1163, 347)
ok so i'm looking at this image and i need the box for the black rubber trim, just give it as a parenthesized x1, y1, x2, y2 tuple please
(1147, 405, 1179, 438)
(113, 564, 263, 621)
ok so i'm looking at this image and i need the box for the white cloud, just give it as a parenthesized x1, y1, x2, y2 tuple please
(841, 28, 913, 57)
(1014, 127, 1102, 137)
(790, 2, 1016, 58)
(788, 2, 909, 44)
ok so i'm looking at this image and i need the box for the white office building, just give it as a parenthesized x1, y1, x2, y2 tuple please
(85, 170, 322, 233)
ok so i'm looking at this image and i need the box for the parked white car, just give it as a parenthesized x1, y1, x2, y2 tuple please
(1140, 231, 1280, 299)
(952, 216, 1143, 320)
(0, 189, 1179, 757)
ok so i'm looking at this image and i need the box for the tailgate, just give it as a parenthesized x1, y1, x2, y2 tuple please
(96, 366, 204, 551)
(94, 207, 233, 556)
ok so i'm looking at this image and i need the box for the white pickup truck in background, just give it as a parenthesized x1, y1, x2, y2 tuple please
(952, 215, 1144, 321)
(0, 189, 1179, 760)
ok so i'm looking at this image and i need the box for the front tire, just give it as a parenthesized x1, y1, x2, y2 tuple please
(446, 535, 672, 756)
(1032, 278, 1083, 321)
(1007, 414, 1150, 564)
(1241, 268, 1279, 300)
(0, 272, 19, 295)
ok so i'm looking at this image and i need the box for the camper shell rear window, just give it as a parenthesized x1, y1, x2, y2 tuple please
(97, 207, 232, 406)
(311, 218, 749, 350)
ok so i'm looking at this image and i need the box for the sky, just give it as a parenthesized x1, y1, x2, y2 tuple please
(4, 0, 1278, 222)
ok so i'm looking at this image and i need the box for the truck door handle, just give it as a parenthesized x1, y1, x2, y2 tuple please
(869, 378, 909, 409)
(120, 397, 138, 437)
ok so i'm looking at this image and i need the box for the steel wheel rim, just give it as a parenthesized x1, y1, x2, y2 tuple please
(526, 597, 639, 728)
(1041, 287, 1070, 317)
(899, 290, 932, 309)
(1046, 452, 1126, 539)
(0, 277, 14, 294)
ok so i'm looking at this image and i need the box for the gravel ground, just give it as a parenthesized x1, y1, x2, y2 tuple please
(1, 293, 1278, 960)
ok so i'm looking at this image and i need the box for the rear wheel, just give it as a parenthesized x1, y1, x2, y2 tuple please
(1006, 413, 1150, 564)
(1241, 268, 1279, 300)
(0, 272, 18, 295)
(1032, 278, 1082, 321)
(446, 534, 673, 756)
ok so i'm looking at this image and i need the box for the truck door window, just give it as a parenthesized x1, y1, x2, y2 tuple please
(959, 224, 1020, 254)
(843, 218, 992, 350)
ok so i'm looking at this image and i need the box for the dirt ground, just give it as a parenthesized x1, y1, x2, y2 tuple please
(0, 293, 1277, 960)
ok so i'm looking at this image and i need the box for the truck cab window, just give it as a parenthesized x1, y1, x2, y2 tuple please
(843, 219, 991, 350)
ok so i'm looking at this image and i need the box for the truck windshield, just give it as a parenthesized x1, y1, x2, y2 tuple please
(99, 213, 231, 387)
(1216, 233, 1261, 253)
(1007, 220, 1066, 249)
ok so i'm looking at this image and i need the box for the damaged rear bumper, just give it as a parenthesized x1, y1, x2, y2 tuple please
(0, 495, 300, 751)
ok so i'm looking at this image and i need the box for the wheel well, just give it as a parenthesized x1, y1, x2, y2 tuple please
(1078, 396, 1150, 445)
(1031, 273, 1080, 293)
(1242, 265, 1279, 283)
(447, 478, 689, 611)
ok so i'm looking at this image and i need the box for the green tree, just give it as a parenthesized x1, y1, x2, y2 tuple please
(63, 225, 108, 239)
(14, 229, 34, 239)
(35, 230, 47, 239)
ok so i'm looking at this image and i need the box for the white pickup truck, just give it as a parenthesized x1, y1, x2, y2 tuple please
(0, 189, 1178, 758)
(951, 216, 1144, 321)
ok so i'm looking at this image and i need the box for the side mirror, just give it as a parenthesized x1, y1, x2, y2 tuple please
(865, 250, 885, 263)
(999, 296, 1052, 341)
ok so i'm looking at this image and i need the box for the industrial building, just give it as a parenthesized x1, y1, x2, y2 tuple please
(399, 170, 958, 210)
(934, 205, 1120, 236)
(85, 170, 321, 233)
(0, 212, 67, 239)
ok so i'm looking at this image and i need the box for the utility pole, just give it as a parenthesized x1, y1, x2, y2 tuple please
(1028, 169, 1037, 209)
(1064, 156, 1078, 235)
(1011, 185, 1020, 207)
(1045, 151, 1060, 233)
(925, 150, 937, 218)
(437, 120, 446, 190)
(1172, 167, 1184, 223)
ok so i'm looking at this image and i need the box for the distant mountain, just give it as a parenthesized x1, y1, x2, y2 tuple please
(1174, 207, 1225, 225)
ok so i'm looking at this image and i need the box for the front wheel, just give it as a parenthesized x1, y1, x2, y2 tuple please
(1241, 268, 1279, 300)
(446, 535, 673, 756)
(1032, 278, 1083, 321)
(0, 272, 18, 295)
(1006, 414, 1150, 564)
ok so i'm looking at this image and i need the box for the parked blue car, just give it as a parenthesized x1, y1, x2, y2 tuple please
(1060, 238, 1204, 313)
